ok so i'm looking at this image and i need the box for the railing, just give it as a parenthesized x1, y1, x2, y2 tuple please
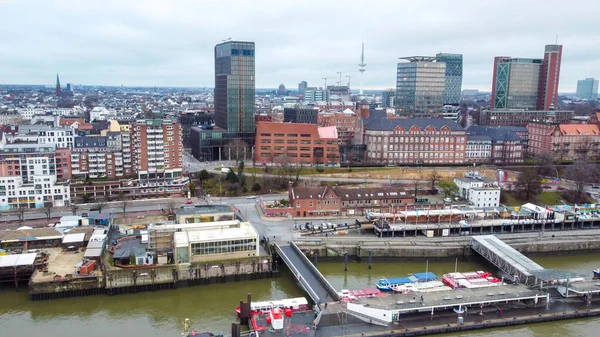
(290, 241, 340, 301)
(274, 244, 320, 304)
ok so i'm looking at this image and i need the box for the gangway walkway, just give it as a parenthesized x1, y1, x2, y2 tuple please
(275, 242, 340, 305)
(471, 235, 544, 284)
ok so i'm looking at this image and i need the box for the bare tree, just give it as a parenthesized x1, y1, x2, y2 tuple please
(121, 200, 129, 215)
(534, 152, 556, 177)
(565, 160, 599, 199)
(43, 202, 53, 220)
(574, 137, 594, 161)
(225, 138, 249, 163)
(166, 199, 177, 216)
(16, 205, 26, 225)
(70, 203, 79, 216)
(94, 200, 108, 213)
(514, 169, 542, 202)
(427, 169, 441, 192)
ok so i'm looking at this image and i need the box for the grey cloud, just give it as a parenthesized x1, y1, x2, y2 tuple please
(0, 0, 598, 91)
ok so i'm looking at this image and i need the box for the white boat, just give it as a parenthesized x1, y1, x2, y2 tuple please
(393, 281, 451, 294)
(235, 297, 308, 315)
(269, 308, 284, 330)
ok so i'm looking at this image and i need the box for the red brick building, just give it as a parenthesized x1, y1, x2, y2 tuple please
(527, 122, 600, 161)
(288, 185, 414, 217)
(317, 109, 358, 145)
(255, 122, 340, 166)
(365, 119, 467, 165)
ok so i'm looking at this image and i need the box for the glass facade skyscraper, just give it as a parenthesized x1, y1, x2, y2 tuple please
(491, 44, 563, 110)
(436, 53, 463, 105)
(214, 41, 255, 133)
(576, 78, 599, 100)
(396, 57, 446, 113)
(491, 57, 542, 110)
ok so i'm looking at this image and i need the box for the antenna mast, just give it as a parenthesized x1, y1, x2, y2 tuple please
(358, 42, 366, 96)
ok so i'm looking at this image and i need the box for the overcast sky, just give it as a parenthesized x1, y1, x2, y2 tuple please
(0, 0, 598, 92)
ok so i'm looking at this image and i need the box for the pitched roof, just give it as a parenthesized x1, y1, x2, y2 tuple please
(335, 187, 411, 200)
(466, 126, 521, 142)
(559, 124, 600, 135)
(290, 186, 334, 200)
(366, 118, 464, 132)
(0, 228, 62, 242)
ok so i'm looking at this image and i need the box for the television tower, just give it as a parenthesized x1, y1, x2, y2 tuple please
(358, 42, 366, 95)
(56, 73, 62, 97)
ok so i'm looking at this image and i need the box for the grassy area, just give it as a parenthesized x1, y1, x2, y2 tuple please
(503, 191, 563, 207)
(537, 191, 562, 205)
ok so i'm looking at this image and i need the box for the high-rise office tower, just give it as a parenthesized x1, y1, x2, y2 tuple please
(491, 44, 563, 110)
(538, 44, 562, 110)
(576, 78, 599, 100)
(491, 57, 542, 110)
(381, 89, 395, 108)
(396, 56, 446, 113)
(214, 41, 255, 133)
(56, 73, 61, 97)
(298, 81, 308, 94)
(436, 53, 463, 105)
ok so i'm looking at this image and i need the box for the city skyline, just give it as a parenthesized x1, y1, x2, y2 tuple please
(0, 0, 598, 92)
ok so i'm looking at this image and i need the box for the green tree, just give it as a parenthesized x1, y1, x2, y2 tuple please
(199, 169, 210, 182)
(225, 169, 238, 184)
(237, 161, 246, 190)
(515, 169, 542, 201)
(188, 182, 196, 197)
(438, 180, 459, 197)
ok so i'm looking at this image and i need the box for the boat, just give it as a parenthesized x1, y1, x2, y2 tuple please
(268, 308, 284, 330)
(594, 269, 600, 278)
(235, 297, 309, 316)
(392, 280, 451, 294)
(442, 271, 502, 289)
(376, 272, 438, 291)
(453, 305, 466, 314)
(339, 288, 387, 302)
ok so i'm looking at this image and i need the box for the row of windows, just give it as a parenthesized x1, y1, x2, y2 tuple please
(190, 239, 257, 256)
(260, 133, 312, 138)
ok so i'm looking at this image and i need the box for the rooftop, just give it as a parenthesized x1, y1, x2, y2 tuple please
(176, 204, 233, 217)
(352, 284, 541, 313)
(559, 124, 600, 135)
(173, 221, 258, 246)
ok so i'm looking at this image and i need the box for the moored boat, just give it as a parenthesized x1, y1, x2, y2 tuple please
(339, 288, 386, 302)
(392, 280, 451, 294)
(235, 297, 309, 316)
(442, 271, 502, 289)
(594, 269, 600, 278)
(376, 272, 438, 291)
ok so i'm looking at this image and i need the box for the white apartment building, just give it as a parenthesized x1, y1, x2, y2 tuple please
(454, 176, 501, 208)
(90, 107, 112, 121)
(0, 175, 70, 210)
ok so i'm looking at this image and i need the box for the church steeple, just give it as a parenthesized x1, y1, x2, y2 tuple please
(56, 73, 62, 97)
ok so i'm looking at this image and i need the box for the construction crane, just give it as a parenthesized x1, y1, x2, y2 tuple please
(346, 75, 351, 88)
(336, 72, 344, 87)
(322, 77, 333, 89)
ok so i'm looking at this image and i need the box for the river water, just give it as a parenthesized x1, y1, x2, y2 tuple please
(0, 253, 599, 337)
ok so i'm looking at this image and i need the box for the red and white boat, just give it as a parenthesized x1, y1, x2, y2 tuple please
(442, 271, 502, 289)
(235, 297, 309, 316)
(339, 288, 387, 302)
(268, 308, 284, 330)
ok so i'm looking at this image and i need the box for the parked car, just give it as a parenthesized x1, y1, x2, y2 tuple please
(557, 186, 565, 191)
(443, 197, 452, 203)
(185, 200, 193, 204)
(542, 185, 552, 189)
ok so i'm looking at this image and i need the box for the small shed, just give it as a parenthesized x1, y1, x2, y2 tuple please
(62, 233, 86, 249)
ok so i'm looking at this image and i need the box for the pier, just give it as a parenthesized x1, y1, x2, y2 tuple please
(470, 235, 544, 284)
(275, 242, 340, 304)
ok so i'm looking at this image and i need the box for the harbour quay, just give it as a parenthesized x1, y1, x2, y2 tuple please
(0, 205, 278, 300)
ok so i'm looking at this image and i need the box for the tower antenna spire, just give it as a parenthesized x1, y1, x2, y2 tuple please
(358, 42, 366, 96)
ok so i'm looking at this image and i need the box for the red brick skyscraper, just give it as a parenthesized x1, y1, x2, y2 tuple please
(538, 44, 563, 110)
